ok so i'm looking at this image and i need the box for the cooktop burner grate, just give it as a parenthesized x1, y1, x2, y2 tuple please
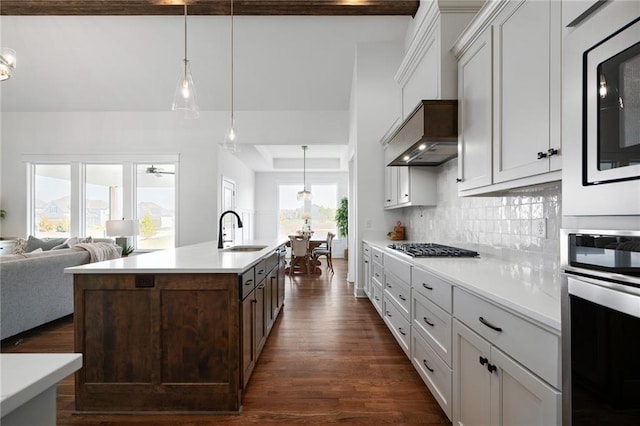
(387, 243, 479, 258)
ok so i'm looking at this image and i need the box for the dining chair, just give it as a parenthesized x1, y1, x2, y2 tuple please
(289, 235, 311, 276)
(312, 232, 335, 273)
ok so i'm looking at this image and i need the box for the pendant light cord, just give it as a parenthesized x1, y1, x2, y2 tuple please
(183, 3, 188, 77)
(230, 0, 234, 124)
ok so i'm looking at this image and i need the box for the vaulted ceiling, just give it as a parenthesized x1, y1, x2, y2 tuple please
(1, 1, 416, 172)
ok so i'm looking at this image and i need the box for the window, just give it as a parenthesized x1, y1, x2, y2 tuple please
(136, 164, 175, 250)
(85, 164, 123, 238)
(277, 183, 338, 240)
(34, 164, 71, 238)
(29, 158, 177, 250)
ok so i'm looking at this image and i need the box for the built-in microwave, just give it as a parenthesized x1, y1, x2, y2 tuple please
(563, 2, 640, 219)
(584, 17, 640, 186)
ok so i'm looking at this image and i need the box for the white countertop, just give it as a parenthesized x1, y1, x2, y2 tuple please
(65, 239, 288, 274)
(0, 353, 82, 417)
(365, 240, 561, 332)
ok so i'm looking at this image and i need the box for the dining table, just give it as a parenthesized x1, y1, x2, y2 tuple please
(285, 238, 325, 275)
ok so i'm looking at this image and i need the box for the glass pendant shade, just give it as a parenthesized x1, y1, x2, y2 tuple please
(0, 47, 16, 81)
(172, 59, 199, 118)
(222, 118, 239, 152)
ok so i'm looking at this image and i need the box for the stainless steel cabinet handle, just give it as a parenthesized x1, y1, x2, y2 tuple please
(479, 316, 503, 332)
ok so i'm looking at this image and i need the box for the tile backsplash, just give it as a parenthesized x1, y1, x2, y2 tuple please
(401, 159, 561, 272)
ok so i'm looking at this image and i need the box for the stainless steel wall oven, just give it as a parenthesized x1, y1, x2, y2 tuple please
(561, 229, 640, 425)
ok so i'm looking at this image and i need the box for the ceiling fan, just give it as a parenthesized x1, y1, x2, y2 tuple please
(145, 165, 175, 177)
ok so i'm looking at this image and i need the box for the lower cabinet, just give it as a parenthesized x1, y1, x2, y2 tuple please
(453, 319, 561, 426)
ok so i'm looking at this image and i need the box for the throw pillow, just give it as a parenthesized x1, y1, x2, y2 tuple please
(79, 236, 93, 244)
(51, 242, 70, 250)
(14, 237, 27, 254)
(25, 235, 66, 252)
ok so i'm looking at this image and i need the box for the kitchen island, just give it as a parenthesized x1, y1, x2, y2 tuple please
(65, 239, 287, 413)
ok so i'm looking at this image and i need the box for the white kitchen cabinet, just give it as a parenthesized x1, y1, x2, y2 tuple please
(384, 166, 437, 209)
(453, 319, 561, 426)
(457, 27, 493, 191)
(362, 242, 371, 298)
(492, 0, 562, 184)
(453, 0, 562, 195)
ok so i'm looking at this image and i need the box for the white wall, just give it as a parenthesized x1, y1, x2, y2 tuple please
(351, 41, 405, 295)
(254, 170, 348, 252)
(1, 111, 224, 246)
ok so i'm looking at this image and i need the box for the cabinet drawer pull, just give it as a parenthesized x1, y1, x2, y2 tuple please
(374, 296, 380, 301)
(537, 151, 548, 159)
(423, 360, 434, 373)
(399, 294, 406, 301)
(257, 269, 265, 275)
(547, 148, 559, 157)
(479, 316, 503, 332)
(398, 327, 406, 336)
(364, 260, 369, 264)
(456, 178, 462, 183)
(479, 356, 488, 366)
(423, 317, 434, 327)
(375, 273, 380, 278)
(422, 283, 433, 290)
(386, 283, 392, 288)
(386, 311, 392, 317)
(487, 363, 497, 374)
(244, 279, 254, 286)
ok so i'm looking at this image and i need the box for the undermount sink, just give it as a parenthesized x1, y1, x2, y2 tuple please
(222, 245, 267, 252)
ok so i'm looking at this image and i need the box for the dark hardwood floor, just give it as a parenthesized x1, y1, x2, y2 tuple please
(2, 259, 450, 425)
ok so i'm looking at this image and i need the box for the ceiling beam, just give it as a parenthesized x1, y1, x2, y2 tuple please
(1, 1, 419, 16)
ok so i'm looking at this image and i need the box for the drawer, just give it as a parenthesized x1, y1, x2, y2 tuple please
(412, 289, 452, 366)
(362, 242, 371, 257)
(372, 263, 384, 287)
(383, 297, 410, 356)
(412, 267, 452, 313)
(384, 253, 411, 284)
(240, 267, 256, 300)
(265, 251, 278, 273)
(454, 288, 560, 388)
(254, 259, 267, 284)
(372, 247, 384, 265)
(370, 281, 383, 316)
(384, 272, 411, 319)
(412, 331, 452, 421)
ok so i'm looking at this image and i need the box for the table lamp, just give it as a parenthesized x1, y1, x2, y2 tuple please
(106, 219, 139, 252)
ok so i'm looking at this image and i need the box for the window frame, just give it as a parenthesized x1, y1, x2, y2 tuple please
(24, 154, 179, 250)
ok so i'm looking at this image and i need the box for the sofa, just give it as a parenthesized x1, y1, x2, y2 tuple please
(0, 239, 121, 340)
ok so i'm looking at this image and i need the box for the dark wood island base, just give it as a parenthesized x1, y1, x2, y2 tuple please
(72, 246, 285, 413)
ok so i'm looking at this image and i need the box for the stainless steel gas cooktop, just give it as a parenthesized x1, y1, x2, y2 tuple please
(387, 243, 479, 258)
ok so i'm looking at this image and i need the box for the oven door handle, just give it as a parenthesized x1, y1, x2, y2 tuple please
(568, 276, 640, 319)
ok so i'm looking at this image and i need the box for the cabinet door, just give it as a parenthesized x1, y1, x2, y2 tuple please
(255, 282, 266, 356)
(384, 166, 398, 207)
(453, 319, 492, 426)
(458, 28, 493, 191)
(398, 167, 410, 204)
(241, 289, 256, 388)
(490, 347, 561, 426)
(492, 0, 561, 183)
(363, 255, 371, 298)
(266, 270, 275, 333)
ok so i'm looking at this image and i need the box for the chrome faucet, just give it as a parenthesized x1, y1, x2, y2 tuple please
(218, 210, 244, 249)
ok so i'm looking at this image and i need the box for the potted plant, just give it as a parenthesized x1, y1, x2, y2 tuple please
(335, 197, 348, 259)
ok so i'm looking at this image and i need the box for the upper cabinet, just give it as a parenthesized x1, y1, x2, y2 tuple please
(385, 166, 437, 210)
(454, 0, 562, 195)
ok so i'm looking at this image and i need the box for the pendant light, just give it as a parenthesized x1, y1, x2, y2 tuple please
(297, 146, 312, 201)
(172, 3, 199, 119)
(222, 0, 239, 152)
(0, 48, 17, 81)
